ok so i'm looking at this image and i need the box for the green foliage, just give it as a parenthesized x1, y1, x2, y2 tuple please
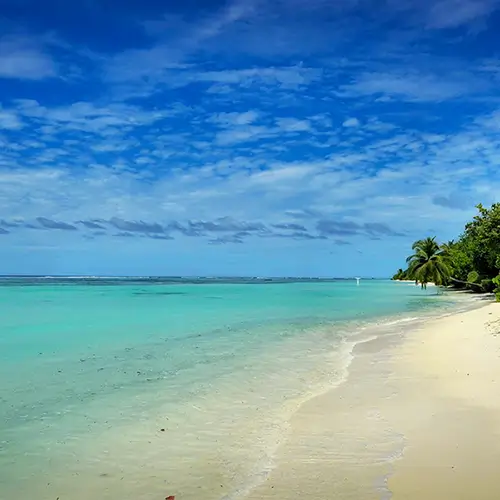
(394, 204, 500, 296)
(392, 268, 408, 280)
(467, 271, 480, 284)
(461, 203, 500, 278)
(405, 237, 451, 289)
(493, 276, 500, 302)
(480, 279, 496, 293)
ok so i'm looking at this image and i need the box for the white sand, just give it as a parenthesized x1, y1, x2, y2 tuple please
(245, 301, 500, 500)
(389, 302, 500, 499)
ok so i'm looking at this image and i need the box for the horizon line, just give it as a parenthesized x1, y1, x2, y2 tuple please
(0, 274, 389, 280)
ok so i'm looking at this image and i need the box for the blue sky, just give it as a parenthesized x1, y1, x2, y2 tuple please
(1, 0, 500, 277)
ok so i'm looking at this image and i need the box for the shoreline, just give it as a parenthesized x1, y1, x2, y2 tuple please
(0, 289, 490, 500)
(233, 294, 481, 500)
(243, 298, 500, 500)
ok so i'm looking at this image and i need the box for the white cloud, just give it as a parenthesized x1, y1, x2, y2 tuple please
(198, 66, 322, 88)
(210, 110, 260, 126)
(208, 111, 318, 145)
(0, 108, 23, 130)
(276, 118, 312, 132)
(2, 100, 498, 246)
(0, 36, 57, 80)
(11, 99, 174, 134)
(426, 0, 499, 29)
(342, 118, 360, 128)
(339, 70, 486, 102)
(105, 59, 322, 98)
(105, 0, 255, 85)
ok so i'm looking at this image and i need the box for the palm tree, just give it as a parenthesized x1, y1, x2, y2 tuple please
(440, 239, 455, 257)
(406, 237, 451, 289)
(392, 268, 406, 280)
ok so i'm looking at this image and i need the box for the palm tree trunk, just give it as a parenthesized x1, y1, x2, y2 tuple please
(449, 277, 482, 288)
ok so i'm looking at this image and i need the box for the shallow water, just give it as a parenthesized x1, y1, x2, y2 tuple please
(0, 279, 462, 499)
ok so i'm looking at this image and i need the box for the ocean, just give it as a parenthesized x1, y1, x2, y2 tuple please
(0, 278, 464, 500)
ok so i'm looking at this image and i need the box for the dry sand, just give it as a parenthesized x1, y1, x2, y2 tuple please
(245, 301, 500, 500)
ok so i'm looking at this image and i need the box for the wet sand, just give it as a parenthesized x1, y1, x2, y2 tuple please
(245, 301, 500, 500)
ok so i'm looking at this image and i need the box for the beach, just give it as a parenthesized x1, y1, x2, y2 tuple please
(1, 279, 498, 499)
(389, 301, 500, 499)
(244, 300, 500, 500)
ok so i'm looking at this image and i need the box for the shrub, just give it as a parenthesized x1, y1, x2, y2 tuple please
(480, 279, 496, 293)
(493, 276, 500, 302)
(467, 271, 480, 284)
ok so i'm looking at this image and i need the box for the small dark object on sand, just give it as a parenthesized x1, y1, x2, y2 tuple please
(166, 496, 175, 500)
(160, 428, 165, 432)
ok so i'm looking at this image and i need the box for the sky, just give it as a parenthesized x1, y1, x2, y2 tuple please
(1, 0, 500, 277)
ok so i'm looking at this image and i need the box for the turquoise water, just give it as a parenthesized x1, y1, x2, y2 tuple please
(0, 279, 461, 500)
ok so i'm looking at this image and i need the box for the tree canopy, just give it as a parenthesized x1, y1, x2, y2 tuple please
(393, 203, 500, 300)
(405, 237, 451, 289)
(392, 268, 408, 280)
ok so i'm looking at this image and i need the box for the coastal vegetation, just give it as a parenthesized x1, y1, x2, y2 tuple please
(393, 203, 500, 300)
